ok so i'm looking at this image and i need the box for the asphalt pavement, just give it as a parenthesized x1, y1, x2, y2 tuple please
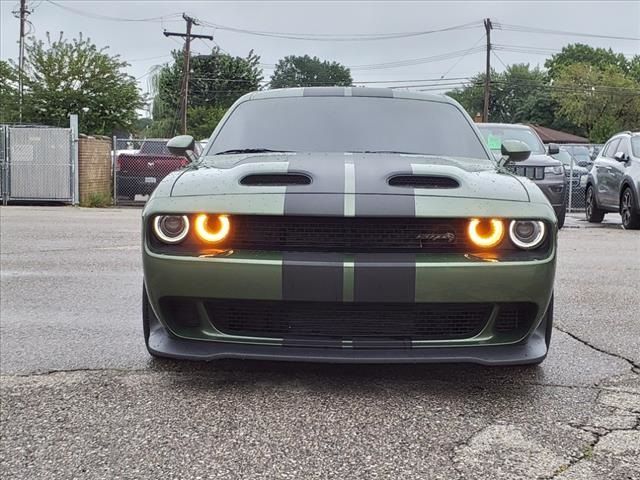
(1, 207, 639, 479)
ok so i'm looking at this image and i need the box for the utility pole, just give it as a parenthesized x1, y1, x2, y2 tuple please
(483, 18, 492, 123)
(15, 0, 30, 123)
(163, 14, 213, 135)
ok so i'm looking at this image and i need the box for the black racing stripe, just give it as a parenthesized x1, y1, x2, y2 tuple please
(352, 153, 416, 302)
(282, 252, 344, 302)
(302, 87, 346, 97)
(284, 154, 344, 216)
(353, 253, 416, 303)
(353, 155, 414, 216)
(283, 155, 346, 302)
(351, 87, 393, 98)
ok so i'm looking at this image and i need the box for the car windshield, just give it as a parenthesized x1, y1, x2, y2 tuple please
(206, 96, 490, 162)
(631, 137, 640, 157)
(570, 146, 591, 162)
(554, 150, 574, 166)
(476, 125, 546, 154)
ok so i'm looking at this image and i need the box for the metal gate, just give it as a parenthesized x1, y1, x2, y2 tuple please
(2, 126, 74, 203)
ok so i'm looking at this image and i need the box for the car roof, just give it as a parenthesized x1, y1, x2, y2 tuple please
(242, 87, 455, 104)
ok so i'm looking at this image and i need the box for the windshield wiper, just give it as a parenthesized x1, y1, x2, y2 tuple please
(348, 150, 427, 155)
(214, 148, 293, 155)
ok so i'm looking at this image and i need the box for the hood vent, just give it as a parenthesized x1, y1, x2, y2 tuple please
(241, 173, 312, 186)
(388, 175, 459, 189)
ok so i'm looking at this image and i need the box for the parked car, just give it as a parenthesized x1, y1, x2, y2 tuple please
(585, 131, 640, 229)
(551, 148, 588, 208)
(116, 139, 198, 200)
(141, 87, 557, 366)
(477, 123, 568, 228)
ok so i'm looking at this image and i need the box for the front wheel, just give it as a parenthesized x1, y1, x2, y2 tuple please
(621, 187, 640, 230)
(585, 186, 604, 223)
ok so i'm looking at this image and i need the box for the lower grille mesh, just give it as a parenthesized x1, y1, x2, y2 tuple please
(205, 300, 493, 341)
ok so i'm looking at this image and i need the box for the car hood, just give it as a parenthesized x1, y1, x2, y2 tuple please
(518, 153, 563, 167)
(169, 152, 530, 202)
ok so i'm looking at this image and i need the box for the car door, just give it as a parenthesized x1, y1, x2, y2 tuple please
(597, 138, 621, 207)
(610, 137, 632, 208)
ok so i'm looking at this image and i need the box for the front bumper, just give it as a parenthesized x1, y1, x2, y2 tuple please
(534, 176, 566, 207)
(143, 246, 556, 364)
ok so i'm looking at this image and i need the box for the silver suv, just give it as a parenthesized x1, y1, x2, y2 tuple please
(585, 131, 640, 229)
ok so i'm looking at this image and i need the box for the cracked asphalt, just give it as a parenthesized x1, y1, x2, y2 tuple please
(1, 207, 639, 479)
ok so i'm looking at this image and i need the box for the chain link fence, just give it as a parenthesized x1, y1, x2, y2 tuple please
(1, 125, 74, 204)
(113, 138, 189, 206)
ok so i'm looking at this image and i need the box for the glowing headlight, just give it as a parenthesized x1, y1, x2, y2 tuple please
(544, 165, 564, 175)
(467, 218, 505, 248)
(194, 214, 230, 243)
(509, 220, 546, 249)
(153, 215, 190, 244)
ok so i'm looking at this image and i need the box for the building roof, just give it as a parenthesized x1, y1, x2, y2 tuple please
(527, 124, 588, 144)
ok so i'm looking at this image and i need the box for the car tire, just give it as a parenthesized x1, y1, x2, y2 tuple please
(142, 285, 161, 358)
(620, 187, 640, 230)
(585, 185, 604, 223)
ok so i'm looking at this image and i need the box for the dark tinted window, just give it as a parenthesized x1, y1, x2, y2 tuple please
(603, 139, 620, 158)
(208, 97, 489, 160)
(140, 141, 171, 155)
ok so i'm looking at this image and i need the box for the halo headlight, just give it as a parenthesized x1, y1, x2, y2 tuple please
(509, 220, 546, 249)
(152, 215, 190, 244)
(467, 218, 505, 248)
(194, 214, 231, 243)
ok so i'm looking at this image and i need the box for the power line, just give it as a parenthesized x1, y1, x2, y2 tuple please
(198, 19, 482, 41)
(45, 0, 182, 23)
(497, 22, 640, 42)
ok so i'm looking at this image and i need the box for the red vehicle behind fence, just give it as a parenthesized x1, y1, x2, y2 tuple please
(116, 139, 191, 201)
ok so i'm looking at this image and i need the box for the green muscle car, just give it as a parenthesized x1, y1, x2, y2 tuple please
(142, 87, 557, 365)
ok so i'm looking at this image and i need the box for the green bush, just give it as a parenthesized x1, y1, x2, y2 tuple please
(81, 192, 112, 208)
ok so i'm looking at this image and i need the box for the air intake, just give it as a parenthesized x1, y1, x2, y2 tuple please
(241, 173, 312, 186)
(388, 175, 459, 189)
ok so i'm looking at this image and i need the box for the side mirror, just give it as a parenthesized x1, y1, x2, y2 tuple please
(547, 143, 560, 155)
(167, 135, 195, 157)
(613, 151, 628, 162)
(500, 139, 531, 163)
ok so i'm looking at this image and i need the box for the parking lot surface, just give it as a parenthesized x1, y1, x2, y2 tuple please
(1, 207, 639, 479)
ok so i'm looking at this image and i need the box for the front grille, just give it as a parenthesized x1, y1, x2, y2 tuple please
(494, 303, 537, 334)
(222, 216, 475, 253)
(513, 165, 545, 180)
(205, 300, 492, 341)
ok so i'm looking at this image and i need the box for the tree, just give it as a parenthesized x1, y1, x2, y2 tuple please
(149, 47, 262, 137)
(545, 43, 630, 80)
(270, 55, 352, 88)
(552, 63, 640, 142)
(0, 60, 19, 123)
(16, 32, 143, 134)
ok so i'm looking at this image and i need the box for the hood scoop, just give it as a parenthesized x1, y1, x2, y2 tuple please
(241, 173, 312, 186)
(388, 175, 459, 189)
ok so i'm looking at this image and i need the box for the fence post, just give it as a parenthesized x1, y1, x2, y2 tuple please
(112, 136, 117, 206)
(69, 114, 79, 205)
(1, 126, 8, 206)
(567, 155, 574, 214)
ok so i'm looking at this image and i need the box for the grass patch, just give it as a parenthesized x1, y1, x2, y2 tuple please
(81, 192, 112, 208)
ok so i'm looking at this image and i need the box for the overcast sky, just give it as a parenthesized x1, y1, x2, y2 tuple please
(2, 0, 639, 104)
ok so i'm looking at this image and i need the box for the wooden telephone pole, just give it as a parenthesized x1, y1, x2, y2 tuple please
(163, 14, 213, 135)
(15, 0, 30, 123)
(482, 18, 493, 123)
